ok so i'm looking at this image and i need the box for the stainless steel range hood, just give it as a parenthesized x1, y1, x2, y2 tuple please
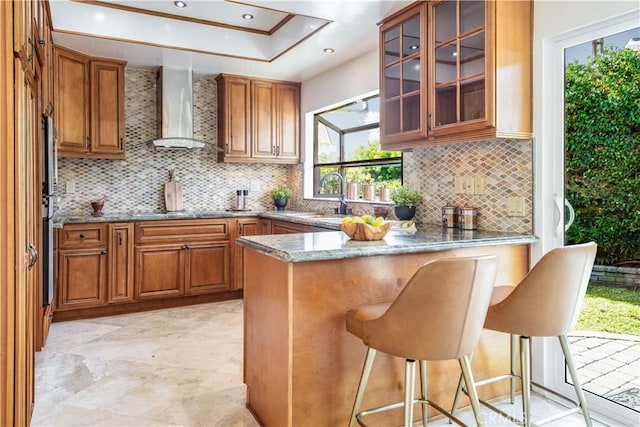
(150, 67, 208, 150)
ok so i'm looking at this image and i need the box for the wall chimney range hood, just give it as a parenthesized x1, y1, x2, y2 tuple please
(150, 67, 208, 150)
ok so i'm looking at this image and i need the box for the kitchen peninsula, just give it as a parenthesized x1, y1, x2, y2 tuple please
(238, 226, 537, 426)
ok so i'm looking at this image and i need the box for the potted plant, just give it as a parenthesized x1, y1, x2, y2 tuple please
(390, 186, 422, 220)
(271, 185, 292, 211)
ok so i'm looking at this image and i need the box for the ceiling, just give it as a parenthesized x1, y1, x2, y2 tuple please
(48, 0, 412, 82)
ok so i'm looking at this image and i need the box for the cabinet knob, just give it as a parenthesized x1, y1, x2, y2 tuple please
(182, 244, 190, 250)
(101, 250, 107, 255)
(79, 233, 85, 239)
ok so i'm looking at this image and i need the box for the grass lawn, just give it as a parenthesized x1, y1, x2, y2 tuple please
(575, 285, 640, 336)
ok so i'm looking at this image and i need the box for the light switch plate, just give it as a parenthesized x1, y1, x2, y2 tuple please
(66, 180, 75, 194)
(474, 177, 484, 195)
(507, 196, 525, 216)
(454, 177, 463, 194)
(463, 177, 475, 194)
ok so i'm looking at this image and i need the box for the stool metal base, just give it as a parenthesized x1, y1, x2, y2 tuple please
(450, 334, 593, 427)
(349, 348, 484, 427)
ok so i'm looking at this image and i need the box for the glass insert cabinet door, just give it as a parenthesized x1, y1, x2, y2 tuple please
(380, 2, 426, 143)
(433, 0, 486, 129)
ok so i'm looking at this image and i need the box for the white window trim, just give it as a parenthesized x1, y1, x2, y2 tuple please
(303, 90, 379, 201)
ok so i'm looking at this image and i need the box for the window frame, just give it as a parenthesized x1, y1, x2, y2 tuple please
(312, 95, 402, 199)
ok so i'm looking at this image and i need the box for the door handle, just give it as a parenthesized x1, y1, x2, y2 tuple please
(564, 198, 575, 232)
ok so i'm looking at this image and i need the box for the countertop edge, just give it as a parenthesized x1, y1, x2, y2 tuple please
(237, 231, 538, 263)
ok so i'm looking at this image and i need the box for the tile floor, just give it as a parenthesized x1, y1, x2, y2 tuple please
(32, 300, 611, 426)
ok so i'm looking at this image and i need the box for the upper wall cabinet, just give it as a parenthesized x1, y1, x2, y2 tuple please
(380, 0, 532, 150)
(54, 46, 126, 159)
(217, 74, 300, 164)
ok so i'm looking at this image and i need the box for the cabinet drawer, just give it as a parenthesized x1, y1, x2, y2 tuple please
(135, 219, 230, 245)
(58, 223, 107, 249)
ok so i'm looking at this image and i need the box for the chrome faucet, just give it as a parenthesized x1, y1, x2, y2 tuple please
(319, 172, 348, 215)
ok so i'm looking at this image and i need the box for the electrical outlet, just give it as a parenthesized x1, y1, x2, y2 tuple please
(463, 177, 475, 194)
(474, 177, 484, 195)
(507, 196, 525, 216)
(250, 181, 261, 192)
(66, 180, 75, 194)
(454, 177, 463, 194)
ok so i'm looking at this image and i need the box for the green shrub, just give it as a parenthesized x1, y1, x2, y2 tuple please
(564, 47, 640, 265)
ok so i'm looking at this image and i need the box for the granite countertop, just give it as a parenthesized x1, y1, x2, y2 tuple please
(54, 210, 270, 227)
(237, 223, 538, 263)
(52, 209, 344, 229)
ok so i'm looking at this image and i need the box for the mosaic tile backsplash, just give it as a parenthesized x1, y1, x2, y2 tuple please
(57, 68, 532, 233)
(56, 68, 291, 216)
(293, 138, 533, 234)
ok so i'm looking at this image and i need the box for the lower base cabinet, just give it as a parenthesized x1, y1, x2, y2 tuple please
(54, 216, 328, 320)
(56, 223, 108, 311)
(134, 219, 232, 299)
(55, 219, 237, 319)
(57, 247, 107, 310)
(135, 245, 185, 299)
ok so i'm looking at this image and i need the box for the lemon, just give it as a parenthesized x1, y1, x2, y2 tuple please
(373, 217, 385, 227)
(342, 217, 353, 224)
(352, 217, 364, 223)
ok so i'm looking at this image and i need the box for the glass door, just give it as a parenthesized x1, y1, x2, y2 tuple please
(540, 13, 640, 425)
(563, 26, 640, 418)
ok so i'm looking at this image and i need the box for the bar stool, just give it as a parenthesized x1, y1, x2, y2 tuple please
(346, 255, 499, 427)
(451, 242, 597, 426)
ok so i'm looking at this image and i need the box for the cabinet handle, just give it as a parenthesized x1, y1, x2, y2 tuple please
(118, 231, 122, 245)
(182, 244, 191, 250)
(26, 38, 35, 63)
(120, 137, 123, 147)
(226, 143, 230, 154)
(86, 136, 91, 149)
(79, 233, 85, 239)
(27, 243, 38, 270)
(276, 145, 280, 156)
(101, 250, 107, 255)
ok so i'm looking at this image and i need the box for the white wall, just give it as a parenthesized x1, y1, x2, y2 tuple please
(299, 49, 379, 197)
(301, 49, 378, 115)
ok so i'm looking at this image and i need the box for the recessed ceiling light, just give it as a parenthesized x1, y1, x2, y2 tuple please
(323, 48, 335, 53)
(242, 13, 254, 20)
(409, 45, 419, 50)
(173, 1, 186, 8)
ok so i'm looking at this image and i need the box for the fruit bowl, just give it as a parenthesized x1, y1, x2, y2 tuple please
(341, 222, 391, 241)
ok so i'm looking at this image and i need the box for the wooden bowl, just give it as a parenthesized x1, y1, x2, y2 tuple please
(341, 222, 391, 241)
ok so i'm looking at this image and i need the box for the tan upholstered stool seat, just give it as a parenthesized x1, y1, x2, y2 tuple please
(346, 255, 499, 427)
(452, 242, 598, 427)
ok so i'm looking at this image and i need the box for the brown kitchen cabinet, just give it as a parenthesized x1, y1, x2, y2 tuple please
(54, 45, 126, 159)
(271, 220, 314, 234)
(134, 219, 231, 300)
(217, 74, 300, 164)
(231, 217, 261, 290)
(380, 0, 532, 150)
(108, 223, 134, 303)
(56, 223, 108, 310)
